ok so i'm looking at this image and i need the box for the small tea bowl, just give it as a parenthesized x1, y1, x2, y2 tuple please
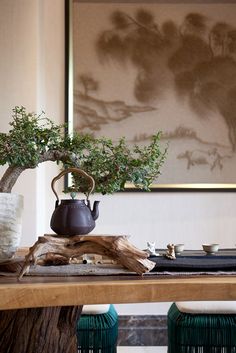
(174, 244, 185, 255)
(202, 243, 219, 254)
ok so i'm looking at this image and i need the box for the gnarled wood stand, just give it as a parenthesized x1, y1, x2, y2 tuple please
(19, 234, 155, 278)
(0, 305, 83, 353)
(2, 235, 154, 353)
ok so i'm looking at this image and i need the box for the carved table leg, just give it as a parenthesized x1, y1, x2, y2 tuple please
(0, 305, 83, 353)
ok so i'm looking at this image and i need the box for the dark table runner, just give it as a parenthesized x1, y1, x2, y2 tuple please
(149, 249, 236, 272)
(1, 249, 236, 277)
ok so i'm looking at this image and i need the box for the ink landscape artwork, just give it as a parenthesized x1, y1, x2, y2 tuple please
(67, 0, 236, 189)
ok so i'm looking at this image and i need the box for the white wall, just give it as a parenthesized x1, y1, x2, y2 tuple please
(0, 0, 39, 244)
(0, 0, 236, 315)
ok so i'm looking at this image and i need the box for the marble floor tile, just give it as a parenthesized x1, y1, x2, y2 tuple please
(117, 347, 167, 353)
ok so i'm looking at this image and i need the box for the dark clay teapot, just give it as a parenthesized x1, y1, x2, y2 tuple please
(50, 168, 99, 236)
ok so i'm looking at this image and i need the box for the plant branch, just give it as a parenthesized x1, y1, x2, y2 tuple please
(0, 166, 26, 193)
(0, 150, 80, 193)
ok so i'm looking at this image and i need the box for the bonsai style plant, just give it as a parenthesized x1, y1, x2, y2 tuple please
(0, 106, 167, 194)
(0, 106, 167, 261)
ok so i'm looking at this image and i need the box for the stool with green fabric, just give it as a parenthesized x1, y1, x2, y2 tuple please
(168, 302, 236, 353)
(77, 304, 118, 353)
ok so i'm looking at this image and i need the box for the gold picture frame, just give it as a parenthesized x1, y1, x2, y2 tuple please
(65, 0, 236, 191)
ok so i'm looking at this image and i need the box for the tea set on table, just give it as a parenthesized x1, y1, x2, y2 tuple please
(50, 168, 221, 262)
(50, 168, 220, 259)
(146, 241, 220, 260)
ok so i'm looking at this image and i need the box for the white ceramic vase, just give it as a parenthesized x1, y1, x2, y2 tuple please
(0, 193, 24, 263)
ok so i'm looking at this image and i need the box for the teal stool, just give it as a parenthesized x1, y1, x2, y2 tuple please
(77, 304, 118, 353)
(168, 302, 236, 353)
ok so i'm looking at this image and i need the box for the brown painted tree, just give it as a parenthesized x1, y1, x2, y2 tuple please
(181, 13, 208, 37)
(209, 22, 233, 57)
(94, 8, 236, 150)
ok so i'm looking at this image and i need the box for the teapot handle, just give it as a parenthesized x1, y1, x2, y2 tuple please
(51, 168, 95, 204)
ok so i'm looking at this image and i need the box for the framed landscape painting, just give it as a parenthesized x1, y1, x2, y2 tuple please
(65, 0, 236, 191)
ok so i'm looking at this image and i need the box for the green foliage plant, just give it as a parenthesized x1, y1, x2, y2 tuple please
(0, 106, 167, 195)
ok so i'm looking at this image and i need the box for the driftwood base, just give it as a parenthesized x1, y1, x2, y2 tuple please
(19, 234, 155, 278)
(0, 305, 83, 353)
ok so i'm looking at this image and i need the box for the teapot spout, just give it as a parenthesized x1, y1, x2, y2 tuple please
(91, 200, 100, 221)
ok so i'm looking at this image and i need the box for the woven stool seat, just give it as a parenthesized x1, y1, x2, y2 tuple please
(77, 304, 118, 353)
(168, 303, 236, 353)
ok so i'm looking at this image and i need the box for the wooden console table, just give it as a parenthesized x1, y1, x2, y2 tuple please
(1, 274, 236, 353)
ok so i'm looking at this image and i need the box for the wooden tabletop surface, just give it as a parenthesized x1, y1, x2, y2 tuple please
(1, 274, 236, 310)
(1, 247, 236, 310)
